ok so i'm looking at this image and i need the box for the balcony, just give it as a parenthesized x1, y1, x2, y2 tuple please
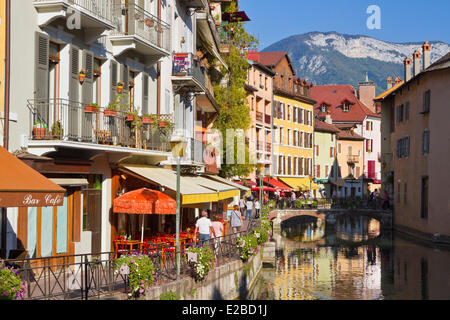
(109, 4, 170, 59)
(172, 53, 206, 93)
(265, 114, 272, 125)
(347, 155, 360, 164)
(34, 0, 115, 35)
(266, 142, 272, 153)
(27, 99, 173, 155)
(218, 25, 231, 53)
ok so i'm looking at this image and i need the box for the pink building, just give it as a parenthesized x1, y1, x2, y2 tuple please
(245, 57, 275, 181)
(377, 43, 450, 243)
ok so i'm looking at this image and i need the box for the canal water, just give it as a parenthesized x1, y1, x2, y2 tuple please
(249, 214, 450, 300)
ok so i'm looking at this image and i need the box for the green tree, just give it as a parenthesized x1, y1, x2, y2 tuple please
(214, 3, 258, 178)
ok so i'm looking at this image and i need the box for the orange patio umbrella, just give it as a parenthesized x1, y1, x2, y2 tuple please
(113, 188, 176, 242)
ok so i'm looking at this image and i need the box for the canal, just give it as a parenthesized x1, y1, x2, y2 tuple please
(249, 213, 450, 300)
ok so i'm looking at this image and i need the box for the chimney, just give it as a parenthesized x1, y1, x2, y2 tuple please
(394, 76, 401, 85)
(422, 41, 431, 70)
(325, 110, 332, 124)
(404, 57, 412, 82)
(413, 50, 421, 76)
(387, 77, 393, 90)
(247, 48, 259, 62)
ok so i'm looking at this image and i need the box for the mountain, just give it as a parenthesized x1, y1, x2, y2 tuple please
(263, 32, 450, 94)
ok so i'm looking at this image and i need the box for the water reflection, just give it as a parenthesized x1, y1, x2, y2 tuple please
(251, 214, 450, 300)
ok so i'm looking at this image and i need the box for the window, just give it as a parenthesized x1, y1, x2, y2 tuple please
(422, 90, 430, 113)
(405, 102, 410, 121)
(397, 137, 410, 158)
(316, 165, 320, 178)
(316, 145, 319, 156)
(366, 139, 373, 153)
(422, 130, 430, 155)
(356, 167, 360, 178)
(294, 157, 297, 176)
(404, 183, 407, 204)
(338, 143, 341, 154)
(287, 105, 291, 121)
(287, 129, 291, 145)
(421, 177, 429, 219)
(397, 182, 401, 203)
(343, 103, 350, 112)
(288, 156, 292, 175)
(330, 147, 334, 158)
(278, 156, 283, 175)
(279, 127, 283, 145)
(325, 165, 329, 177)
(396, 104, 404, 123)
(293, 107, 297, 122)
(321, 104, 327, 113)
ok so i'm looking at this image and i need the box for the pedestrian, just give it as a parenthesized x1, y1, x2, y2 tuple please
(239, 197, 246, 216)
(291, 192, 297, 208)
(371, 189, 377, 209)
(246, 198, 253, 221)
(275, 189, 280, 208)
(210, 214, 224, 259)
(194, 210, 216, 246)
(230, 205, 244, 235)
(254, 199, 261, 219)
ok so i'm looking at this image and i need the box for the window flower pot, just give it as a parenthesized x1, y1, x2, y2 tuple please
(142, 117, 154, 125)
(104, 110, 117, 117)
(117, 82, 124, 93)
(145, 19, 154, 27)
(78, 72, 86, 84)
(85, 105, 98, 113)
(126, 115, 135, 122)
(33, 127, 47, 140)
(158, 121, 167, 128)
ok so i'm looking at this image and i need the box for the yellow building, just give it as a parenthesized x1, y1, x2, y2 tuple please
(256, 51, 317, 192)
(0, 0, 5, 119)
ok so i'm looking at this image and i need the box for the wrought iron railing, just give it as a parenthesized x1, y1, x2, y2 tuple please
(256, 111, 263, 122)
(1, 221, 260, 300)
(347, 155, 360, 164)
(34, 0, 115, 25)
(172, 52, 207, 89)
(110, 3, 171, 53)
(27, 98, 173, 152)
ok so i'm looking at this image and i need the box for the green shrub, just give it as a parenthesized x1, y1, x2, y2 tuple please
(160, 291, 180, 300)
(236, 233, 258, 262)
(115, 253, 156, 298)
(186, 245, 215, 281)
(0, 266, 26, 300)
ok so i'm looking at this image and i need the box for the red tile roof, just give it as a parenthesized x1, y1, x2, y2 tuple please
(310, 85, 380, 122)
(314, 119, 341, 133)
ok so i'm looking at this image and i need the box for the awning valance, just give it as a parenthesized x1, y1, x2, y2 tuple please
(113, 188, 176, 215)
(204, 175, 250, 193)
(0, 147, 65, 207)
(262, 178, 292, 192)
(120, 165, 239, 205)
(279, 177, 311, 190)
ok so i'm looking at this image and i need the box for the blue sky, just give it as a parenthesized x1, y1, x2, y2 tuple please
(239, 0, 450, 49)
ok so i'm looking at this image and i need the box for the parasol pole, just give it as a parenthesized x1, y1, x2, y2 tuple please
(141, 214, 144, 243)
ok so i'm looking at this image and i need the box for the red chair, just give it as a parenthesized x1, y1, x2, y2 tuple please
(114, 237, 128, 259)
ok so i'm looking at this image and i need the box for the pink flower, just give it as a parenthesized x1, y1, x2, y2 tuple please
(139, 289, 144, 294)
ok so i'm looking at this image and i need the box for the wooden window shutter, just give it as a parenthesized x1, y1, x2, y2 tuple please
(142, 73, 149, 115)
(82, 50, 94, 105)
(317, 165, 320, 178)
(68, 45, 80, 139)
(34, 32, 50, 126)
(371, 139, 373, 153)
(316, 145, 319, 156)
(110, 61, 118, 102)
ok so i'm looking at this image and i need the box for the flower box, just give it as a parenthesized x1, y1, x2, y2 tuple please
(126, 115, 135, 122)
(104, 109, 117, 117)
(85, 105, 98, 113)
(158, 121, 167, 128)
(142, 117, 154, 125)
(145, 19, 154, 27)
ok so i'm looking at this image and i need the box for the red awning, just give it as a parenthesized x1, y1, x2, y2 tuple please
(235, 180, 257, 187)
(251, 186, 276, 192)
(262, 178, 292, 192)
(113, 188, 176, 215)
(222, 11, 251, 22)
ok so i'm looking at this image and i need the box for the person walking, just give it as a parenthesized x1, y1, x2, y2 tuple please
(211, 214, 224, 260)
(194, 210, 216, 246)
(382, 190, 390, 210)
(291, 192, 297, 208)
(245, 198, 254, 223)
(230, 205, 244, 235)
(254, 199, 261, 219)
(275, 189, 280, 209)
(239, 197, 246, 216)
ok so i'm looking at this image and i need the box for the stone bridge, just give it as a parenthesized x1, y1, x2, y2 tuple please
(269, 208, 392, 232)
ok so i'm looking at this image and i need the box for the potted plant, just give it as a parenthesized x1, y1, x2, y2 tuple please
(0, 266, 27, 300)
(142, 114, 157, 125)
(126, 110, 137, 122)
(51, 121, 63, 139)
(85, 103, 99, 113)
(186, 245, 215, 281)
(117, 81, 124, 93)
(145, 18, 154, 27)
(33, 122, 47, 140)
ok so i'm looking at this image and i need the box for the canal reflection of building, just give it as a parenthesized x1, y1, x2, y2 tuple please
(282, 216, 326, 243)
(335, 214, 381, 242)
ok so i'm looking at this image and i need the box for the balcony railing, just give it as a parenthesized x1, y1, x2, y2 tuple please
(347, 155, 360, 164)
(27, 98, 173, 153)
(172, 53, 207, 92)
(111, 3, 171, 53)
(34, 0, 115, 26)
(266, 142, 272, 153)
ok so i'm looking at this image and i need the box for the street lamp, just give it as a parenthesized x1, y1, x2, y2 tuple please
(170, 134, 187, 279)
(257, 158, 265, 206)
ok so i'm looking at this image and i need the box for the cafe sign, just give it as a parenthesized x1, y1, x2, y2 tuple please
(0, 192, 64, 208)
